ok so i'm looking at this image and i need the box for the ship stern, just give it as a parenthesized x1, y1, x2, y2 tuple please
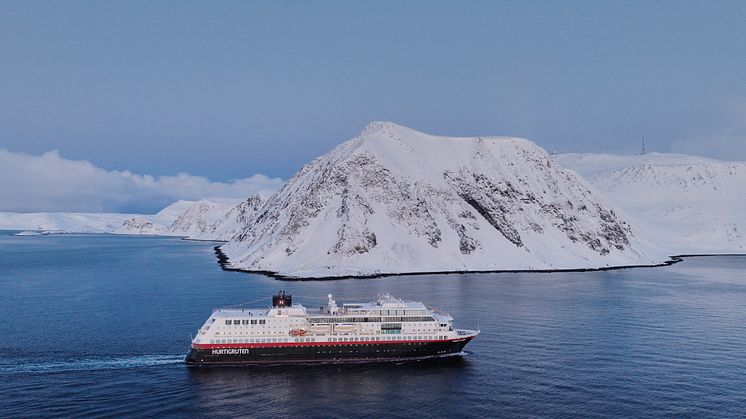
(185, 345, 203, 366)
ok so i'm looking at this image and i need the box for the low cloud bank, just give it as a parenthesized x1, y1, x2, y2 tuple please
(0, 148, 285, 213)
(671, 95, 746, 161)
(671, 129, 746, 162)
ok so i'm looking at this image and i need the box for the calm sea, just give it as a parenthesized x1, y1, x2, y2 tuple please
(1, 232, 745, 418)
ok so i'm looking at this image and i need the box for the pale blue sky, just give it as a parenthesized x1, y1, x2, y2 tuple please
(2, 0, 746, 183)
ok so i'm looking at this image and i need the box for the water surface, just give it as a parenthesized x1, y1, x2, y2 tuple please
(1, 232, 745, 417)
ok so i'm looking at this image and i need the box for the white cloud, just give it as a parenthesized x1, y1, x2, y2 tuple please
(0, 148, 285, 213)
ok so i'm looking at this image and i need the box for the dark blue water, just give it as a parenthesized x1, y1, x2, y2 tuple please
(1, 232, 745, 418)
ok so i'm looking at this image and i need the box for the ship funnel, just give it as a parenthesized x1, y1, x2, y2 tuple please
(272, 290, 292, 308)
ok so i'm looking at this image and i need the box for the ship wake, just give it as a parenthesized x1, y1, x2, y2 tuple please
(0, 354, 185, 374)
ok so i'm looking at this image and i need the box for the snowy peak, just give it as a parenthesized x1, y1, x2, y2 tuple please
(356, 121, 442, 144)
(335, 121, 542, 183)
(221, 123, 657, 278)
(358, 121, 397, 137)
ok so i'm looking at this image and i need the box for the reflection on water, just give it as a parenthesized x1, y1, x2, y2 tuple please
(1, 232, 745, 417)
(188, 356, 472, 417)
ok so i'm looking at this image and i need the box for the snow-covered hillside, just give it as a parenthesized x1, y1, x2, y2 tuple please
(554, 152, 721, 177)
(166, 199, 239, 239)
(555, 153, 745, 253)
(114, 217, 167, 235)
(113, 197, 265, 240)
(220, 122, 661, 278)
(153, 200, 199, 223)
(0, 211, 139, 233)
(0, 198, 241, 237)
(0, 199, 199, 235)
(190, 195, 266, 241)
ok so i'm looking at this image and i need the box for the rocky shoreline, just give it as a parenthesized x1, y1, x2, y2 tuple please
(211, 245, 744, 281)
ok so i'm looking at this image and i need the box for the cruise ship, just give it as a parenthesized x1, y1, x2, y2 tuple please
(186, 291, 479, 366)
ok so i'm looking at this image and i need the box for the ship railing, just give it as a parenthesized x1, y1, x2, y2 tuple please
(427, 306, 450, 316)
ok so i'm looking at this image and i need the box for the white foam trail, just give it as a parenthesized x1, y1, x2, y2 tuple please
(0, 354, 184, 374)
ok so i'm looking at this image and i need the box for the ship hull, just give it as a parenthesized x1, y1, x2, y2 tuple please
(185, 337, 473, 366)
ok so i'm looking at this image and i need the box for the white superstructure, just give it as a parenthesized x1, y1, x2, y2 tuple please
(191, 293, 477, 347)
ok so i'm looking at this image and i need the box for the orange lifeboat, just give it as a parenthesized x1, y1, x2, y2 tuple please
(289, 329, 307, 336)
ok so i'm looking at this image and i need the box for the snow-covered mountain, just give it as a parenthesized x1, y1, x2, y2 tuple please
(555, 152, 746, 253)
(114, 217, 167, 235)
(220, 122, 660, 278)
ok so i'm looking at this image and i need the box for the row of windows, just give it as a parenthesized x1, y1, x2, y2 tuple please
(216, 331, 281, 336)
(315, 344, 435, 354)
(225, 319, 265, 325)
(329, 336, 446, 342)
(330, 335, 447, 341)
(332, 336, 383, 342)
(212, 337, 291, 344)
(210, 337, 323, 344)
(223, 317, 435, 326)
(375, 310, 427, 316)
(341, 309, 429, 316)
(311, 316, 434, 323)
(209, 335, 450, 345)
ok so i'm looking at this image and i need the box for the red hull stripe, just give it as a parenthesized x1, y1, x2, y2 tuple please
(192, 337, 471, 350)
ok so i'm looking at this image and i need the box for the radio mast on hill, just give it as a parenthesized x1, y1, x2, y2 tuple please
(640, 135, 646, 155)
